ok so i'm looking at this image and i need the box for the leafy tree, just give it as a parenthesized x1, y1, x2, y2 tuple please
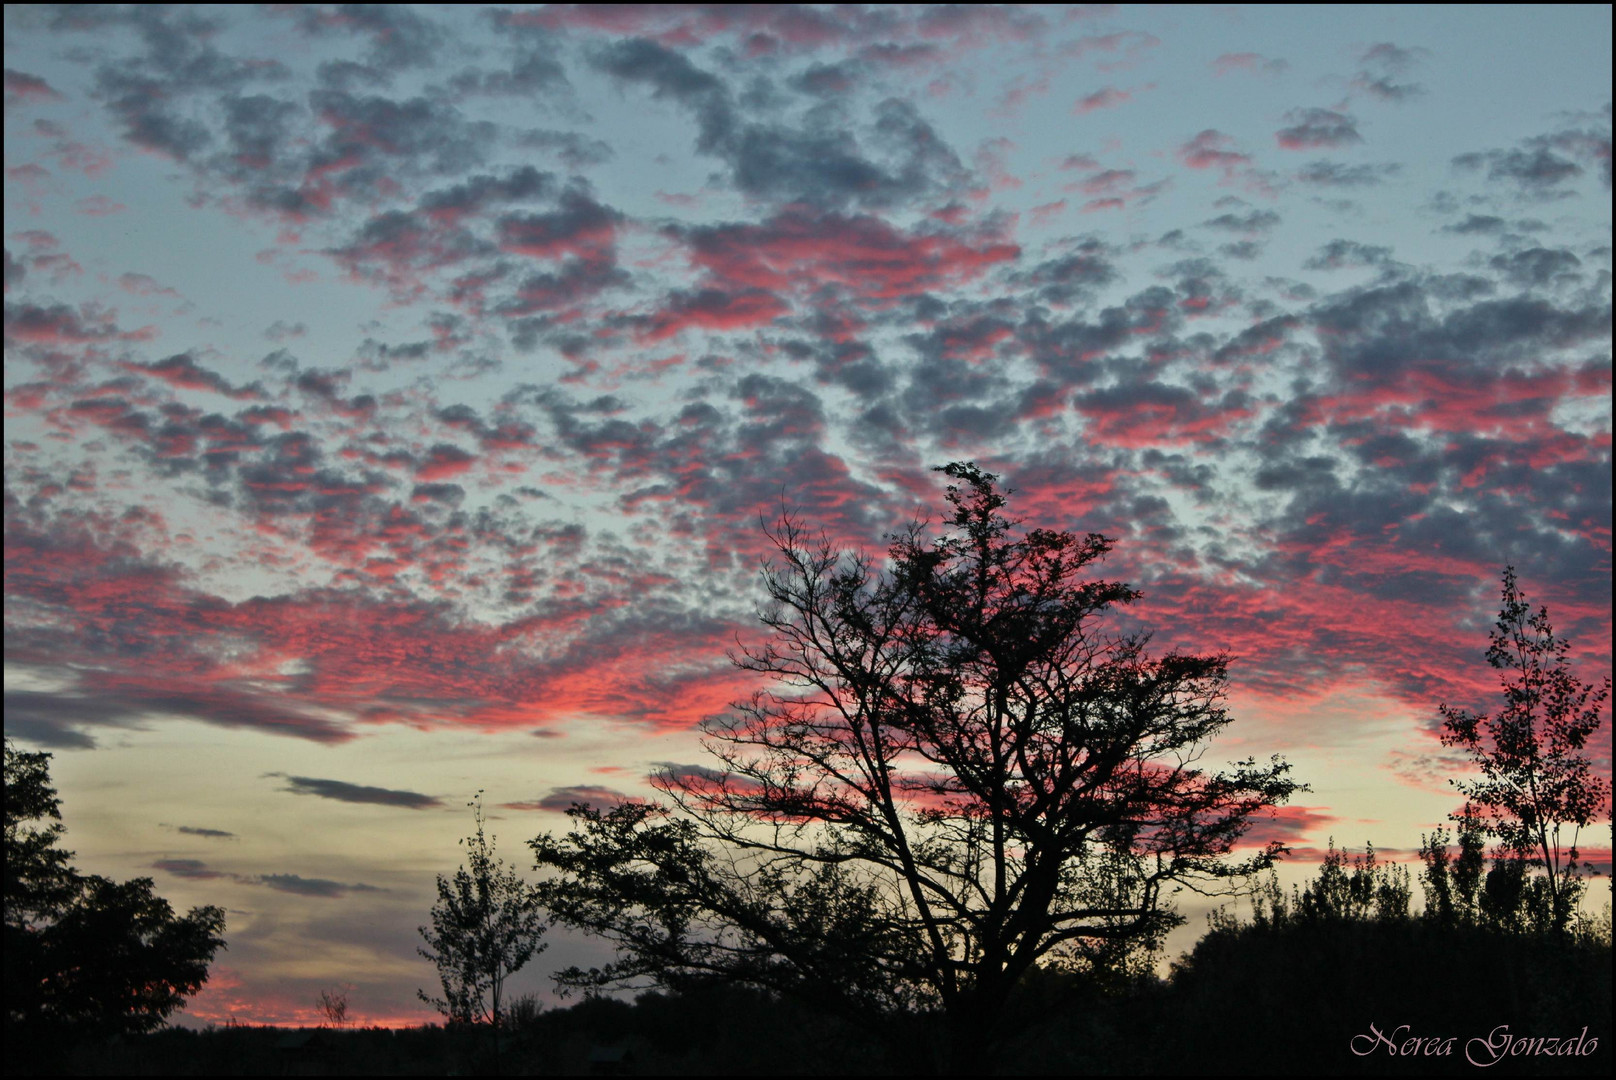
(1438, 567, 1611, 931)
(3, 740, 78, 927)
(1292, 840, 1412, 924)
(3, 739, 226, 1037)
(419, 793, 547, 1031)
(531, 463, 1299, 1070)
(1417, 811, 1487, 927)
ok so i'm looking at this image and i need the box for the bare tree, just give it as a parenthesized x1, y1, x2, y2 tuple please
(315, 987, 349, 1029)
(532, 464, 1299, 1070)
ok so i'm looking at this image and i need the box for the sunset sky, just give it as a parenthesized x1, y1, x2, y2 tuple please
(4, 4, 1611, 1027)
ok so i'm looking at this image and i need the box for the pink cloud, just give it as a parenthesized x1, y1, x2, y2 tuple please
(1178, 130, 1251, 172)
(4, 68, 64, 107)
(1210, 52, 1288, 77)
(680, 208, 1020, 303)
(74, 195, 126, 216)
(1074, 86, 1131, 115)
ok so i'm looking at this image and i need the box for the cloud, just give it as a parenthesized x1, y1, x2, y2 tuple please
(4, 302, 152, 344)
(503, 784, 634, 812)
(1236, 806, 1339, 850)
(122, 352, 261, 399)
(1179, 130, 1248, 171)
(153, 858, 229, 879)
(1453, 123, 1603, 198)
(281, 5, 446, 70)
(1302, 239, 1394, 271)
(414, 443, 478, 481)
(643, 288, 790, 342)
(1202, 209, 1281, 235)
(591, 41, 967, 210)
(1, 677, 353, 748)
(259, 873, 381, 898)
(176, 825, 237, 839)
(1061, 30, 1160, 68)
(0, 692, 116, 748)
(273, 774, 443, 809)
(1275, 108, 1361, 151)
(1210, 52, 1287, 77)
(1441, 213, 1508, 235)
(512, 129, 613, 168)
(5, 67, 66, 107)
(1353, 42, 1427, 102)
(651, 761, 728, 784)
(153, 857, 379, 897)
(1073, 86, 1132, 115)
(1176, 130, 1268, 191)
(1294, 161, 1400, 187)
(1455, 152, 1578, 194)
(1488, 247, 1582, 289)
(673, 207, 1019, 305)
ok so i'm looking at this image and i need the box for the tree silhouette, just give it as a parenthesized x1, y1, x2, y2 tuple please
(315, 987, 350, 1028)
(419, 792, 547, 1032)
(3, 739, 226, 1038)
(1439, 567, 1611, 932)
(1417, 810, 1487, 927)
(531, 463, 1299, 1070)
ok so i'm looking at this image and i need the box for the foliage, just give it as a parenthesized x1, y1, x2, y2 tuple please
(3, 739, 226, 1037)
(1417, 811, 1488, 927)
(503, 992, 543, 1031)
(1208, 840, 1414, 937)
(531, 463, 1299, 1068)
(1298, 840, 1412, 923)
(1174, 906, 1611, 1075)
(3, 740, 78, 926)
(1439, 567, 1611, 932)
(1419, 811, 1591, 935)
(1173, 839, 1613, 1075)
(419, 792, 547, 1030)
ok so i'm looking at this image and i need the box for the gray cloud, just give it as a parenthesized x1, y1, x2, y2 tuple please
(1276, 107, 1361, 150)
(274, 774, 443, 809)
(503, 784, 632, 812)
(259, 872, 381, 898)
(153, 858, 228, 879)
(1353, 42, 1427, 102)
(1295, 161, 1400, 187)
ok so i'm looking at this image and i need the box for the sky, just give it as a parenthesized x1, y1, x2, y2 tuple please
(3, 3, 1612, 1028)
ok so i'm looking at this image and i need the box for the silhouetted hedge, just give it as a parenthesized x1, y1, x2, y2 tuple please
(15, 907, 1610, 1075)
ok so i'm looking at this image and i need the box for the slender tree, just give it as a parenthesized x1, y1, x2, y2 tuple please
(1417, 811, 1487, 927)
(1439, 566, 1611, 931)
(419, 792, 547, 1031)
(532, 463, 1299, 1070)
